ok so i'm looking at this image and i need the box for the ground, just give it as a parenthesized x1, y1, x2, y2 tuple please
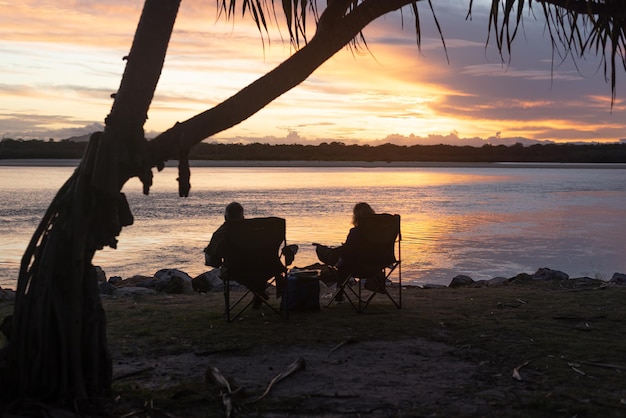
(112, 336, 505, 417)
(3, 282, 626, 417)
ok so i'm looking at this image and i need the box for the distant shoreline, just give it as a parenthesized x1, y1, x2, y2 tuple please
(2, 159, 626, 169)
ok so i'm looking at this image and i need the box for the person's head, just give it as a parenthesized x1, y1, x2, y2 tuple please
(224, 201, 244, 222)
(352, 202, 375, 226)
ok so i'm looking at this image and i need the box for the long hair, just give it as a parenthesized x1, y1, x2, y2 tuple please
(352, 202, 375, 226)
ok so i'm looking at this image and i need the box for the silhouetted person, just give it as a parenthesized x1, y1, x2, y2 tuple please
(203, 202, 244, 268)
(314, 202, 376, 301)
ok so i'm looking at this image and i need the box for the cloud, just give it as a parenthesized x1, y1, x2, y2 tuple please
(462, 63, 583, 81)
(1, 0, 625, 146)
(1, 117, 103, 140)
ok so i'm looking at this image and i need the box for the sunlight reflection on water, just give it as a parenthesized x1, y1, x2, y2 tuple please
(1, 163, 625, 288)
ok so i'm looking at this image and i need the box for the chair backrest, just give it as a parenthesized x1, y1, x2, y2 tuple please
(224, 217, 286, 283)
(355, 213, 400, 273)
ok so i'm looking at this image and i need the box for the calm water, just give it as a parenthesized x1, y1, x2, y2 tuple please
(1, 160, 625, 289)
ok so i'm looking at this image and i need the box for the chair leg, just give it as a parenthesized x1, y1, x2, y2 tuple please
(350, 267, 402, 313)
(225, 279, 289, 322)
(328, 275, 361, 312)
(325, 276, 351, 307)
(225, 287, 256, 322)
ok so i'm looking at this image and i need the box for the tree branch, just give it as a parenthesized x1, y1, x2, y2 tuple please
(146, 0, 417, 168)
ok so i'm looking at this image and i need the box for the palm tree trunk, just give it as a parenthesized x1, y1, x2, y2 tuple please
(0, 0, 180, 408)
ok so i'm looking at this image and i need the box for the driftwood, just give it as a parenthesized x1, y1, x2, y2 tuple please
(205, 357, 306, 417)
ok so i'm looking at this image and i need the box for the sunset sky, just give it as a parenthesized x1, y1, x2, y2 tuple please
(1, 0, 625, 146)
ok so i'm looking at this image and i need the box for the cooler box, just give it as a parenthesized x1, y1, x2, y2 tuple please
(282, 270, 320, 311)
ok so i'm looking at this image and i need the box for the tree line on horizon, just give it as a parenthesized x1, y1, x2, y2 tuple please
(1, 137, 625, 163)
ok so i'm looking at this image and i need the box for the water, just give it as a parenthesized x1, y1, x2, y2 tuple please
(1, 160, 625, 289)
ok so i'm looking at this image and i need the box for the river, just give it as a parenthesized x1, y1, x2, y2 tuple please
(1, 160, 624, 288)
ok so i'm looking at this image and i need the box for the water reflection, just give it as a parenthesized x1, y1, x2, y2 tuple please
(0, 164, 625, 288)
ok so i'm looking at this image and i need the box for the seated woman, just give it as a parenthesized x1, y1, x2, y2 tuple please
(313, 202, 376, 301)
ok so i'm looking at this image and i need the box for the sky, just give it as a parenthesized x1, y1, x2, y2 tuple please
(1, 0, 625, 146)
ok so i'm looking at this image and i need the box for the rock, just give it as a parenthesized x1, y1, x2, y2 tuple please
(94, 265, 107, 283)
(532, 267, 569, 281)
(98, 281, 118, 295)
(488, 276, 510, 287)
(609, 273, 626, 286)
(153, 269, 194, 294)
(568, 277, 605, 287)
(0, 287, 15, 301)
(449, 275, 474, 288)
(510, 273, 533, 283)
(112, 275, 153, 287)
(0, 315, 12, 339)
(192, 269, 223, 292)
(109, 276, 123, 286)
(159, 275, 190, 294)
(422, 283, 447, 289)
(136, 278, 159, 289)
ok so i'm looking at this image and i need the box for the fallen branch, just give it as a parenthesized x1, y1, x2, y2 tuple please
(205, 357, 306, 417)
(328, 337, 356, 356)
(568, 362, 587, 376)
(206, 365, 233, 394)
(512, 360, 530, 381)
(249, 357, 306, 403)
(576, 361, 626, 372)
(205, 365, 245, 418)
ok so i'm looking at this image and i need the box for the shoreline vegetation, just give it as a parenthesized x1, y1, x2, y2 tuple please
(3, 158, 626, 169)
(1, 139, 626, 164)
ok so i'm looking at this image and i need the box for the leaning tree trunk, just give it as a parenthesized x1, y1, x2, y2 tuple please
(147, 0, 415, 169)
(0, 0, 180, 410)
(0, 0, 412, 410)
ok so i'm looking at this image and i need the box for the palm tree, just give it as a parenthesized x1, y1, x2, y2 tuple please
(151, 0, 626, 173)
(1, 0, 623, 411)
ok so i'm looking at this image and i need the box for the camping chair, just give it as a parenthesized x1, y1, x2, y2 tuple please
(327, 213, 401, 313)
(222, 217, 292, 322)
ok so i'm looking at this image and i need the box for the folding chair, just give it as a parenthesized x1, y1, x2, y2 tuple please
(222, 217, 291, 322)
(327, 213, 401, 313)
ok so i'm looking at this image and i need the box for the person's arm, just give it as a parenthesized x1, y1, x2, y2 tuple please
(204, 223, 228, 267)
(340, 227, 360, 265)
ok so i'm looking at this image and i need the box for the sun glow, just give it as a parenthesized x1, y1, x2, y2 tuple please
(1, 1, 625, 143)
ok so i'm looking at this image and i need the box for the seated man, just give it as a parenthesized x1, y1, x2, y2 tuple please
(203, 201, 244, 268)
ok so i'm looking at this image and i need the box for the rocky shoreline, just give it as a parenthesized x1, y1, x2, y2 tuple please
(3, 266, 623, 302)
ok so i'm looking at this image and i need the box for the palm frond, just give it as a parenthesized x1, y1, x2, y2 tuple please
(478, 0, 626, 106)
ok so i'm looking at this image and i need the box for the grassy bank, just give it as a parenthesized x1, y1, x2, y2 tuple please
(1, 280, 625, 416)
